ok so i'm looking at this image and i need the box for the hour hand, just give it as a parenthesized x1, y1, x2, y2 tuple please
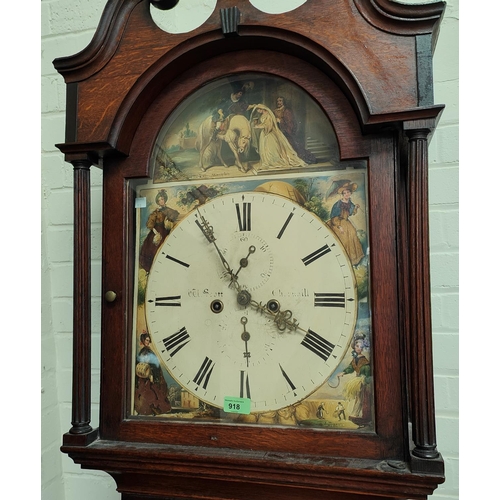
(234, 245, 256, 279)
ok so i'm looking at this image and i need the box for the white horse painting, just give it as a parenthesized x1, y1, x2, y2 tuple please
(196, 115, 253, 173)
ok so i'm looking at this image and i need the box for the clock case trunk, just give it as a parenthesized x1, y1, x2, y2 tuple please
(53, 0, 446, 498)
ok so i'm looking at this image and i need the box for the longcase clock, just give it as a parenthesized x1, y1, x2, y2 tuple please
(53, 0, 446, 499)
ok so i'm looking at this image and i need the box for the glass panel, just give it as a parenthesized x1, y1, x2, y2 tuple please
(130, 73, 373, 432)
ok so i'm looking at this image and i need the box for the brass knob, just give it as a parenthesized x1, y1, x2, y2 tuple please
(105, 291, 117, 303)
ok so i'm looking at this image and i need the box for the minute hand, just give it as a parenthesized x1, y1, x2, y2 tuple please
(195, 209, 236, 280)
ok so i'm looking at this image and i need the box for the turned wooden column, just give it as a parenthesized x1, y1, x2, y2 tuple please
(69, 159, 93, 436)
(404, 120, 439, 459)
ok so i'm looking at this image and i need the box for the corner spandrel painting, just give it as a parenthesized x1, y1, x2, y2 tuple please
(131, 73, 373, 431)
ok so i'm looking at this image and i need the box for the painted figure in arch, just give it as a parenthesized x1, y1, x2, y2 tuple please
(212, 81, 254, 133)
(249, 103, 306, 169)
(197, 114, 253, 172)
(274, 96, 316, 164)
(139, 189, 179, 273)
(197, 82, 255, 173)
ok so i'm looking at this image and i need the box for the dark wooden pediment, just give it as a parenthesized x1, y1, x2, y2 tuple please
(54, 0, 445, 160)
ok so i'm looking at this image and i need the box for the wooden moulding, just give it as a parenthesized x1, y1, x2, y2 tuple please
(53, 0, 446, 153)
(62, 439, 444, 499)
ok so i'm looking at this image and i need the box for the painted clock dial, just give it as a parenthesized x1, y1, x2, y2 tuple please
(145, 191, 358, 413)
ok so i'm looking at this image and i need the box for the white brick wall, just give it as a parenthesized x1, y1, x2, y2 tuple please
(426, 2, 459, 497)
(41, 1, 459, 499)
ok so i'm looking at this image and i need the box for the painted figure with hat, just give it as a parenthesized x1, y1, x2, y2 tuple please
(326, 181, 364, 265)
(139, 189, 179, 273)
(212, 81, 254, 135)
(338, 331, 372, 428)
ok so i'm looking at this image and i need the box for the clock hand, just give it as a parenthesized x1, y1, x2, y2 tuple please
(195, 209, 238, 284)
(240, 316, 251, 367)
(233, 245, 256, 279)
(194, 215, 303, 332)
(250, 299, 306, 334)
(234, 288, 306, 335)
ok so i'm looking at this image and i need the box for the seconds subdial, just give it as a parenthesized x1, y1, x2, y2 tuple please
(227, 232, 274, 291)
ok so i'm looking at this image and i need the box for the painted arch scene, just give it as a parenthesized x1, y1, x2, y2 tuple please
(151, 72, 344, 182)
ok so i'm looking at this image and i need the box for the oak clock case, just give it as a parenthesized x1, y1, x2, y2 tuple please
(54, 0, 445, 498)
(131, 73, 371, 430)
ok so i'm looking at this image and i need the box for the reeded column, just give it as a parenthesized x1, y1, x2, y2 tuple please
(404, 121, 438, 459)
(69, 159, 93, 435)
